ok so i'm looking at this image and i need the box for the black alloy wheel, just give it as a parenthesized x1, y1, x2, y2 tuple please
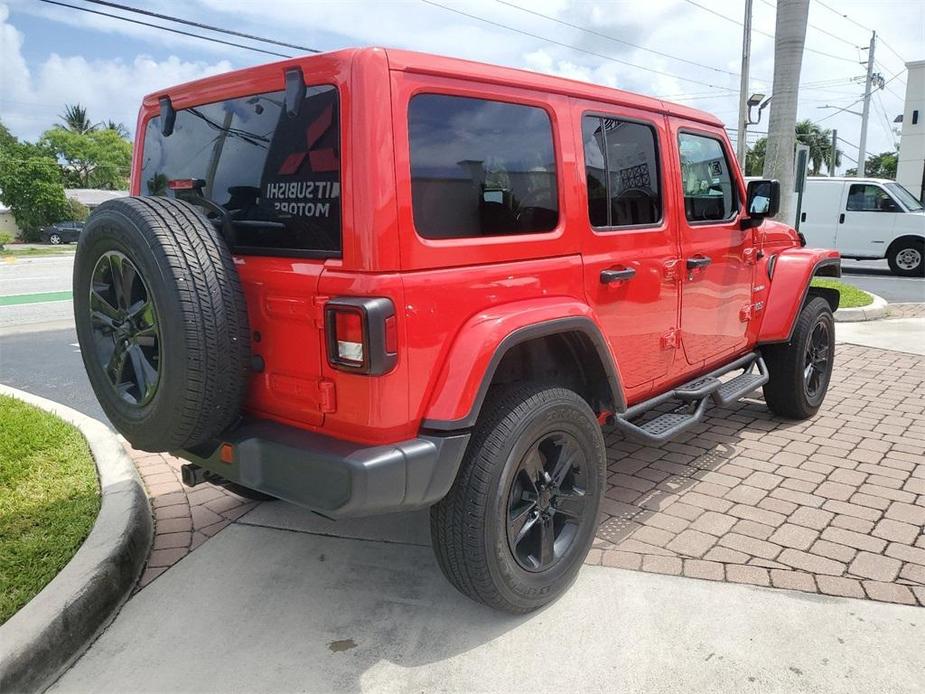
(88, 251, 161, 407)
(507, 432, 589, 572)
(803, 319, 830, 400)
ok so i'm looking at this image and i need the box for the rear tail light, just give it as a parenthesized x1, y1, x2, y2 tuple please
(325, 297, 397, 375)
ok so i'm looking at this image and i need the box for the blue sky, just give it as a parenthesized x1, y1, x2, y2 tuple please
(2, 0, 922, 172)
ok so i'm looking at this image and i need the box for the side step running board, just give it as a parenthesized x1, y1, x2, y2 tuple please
(612, 352, 769, 446)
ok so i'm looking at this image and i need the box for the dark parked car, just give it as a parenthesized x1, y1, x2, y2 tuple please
(41, 221, 84, 244)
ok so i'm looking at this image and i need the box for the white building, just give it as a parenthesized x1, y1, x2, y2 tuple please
(896, 59, 925, 201)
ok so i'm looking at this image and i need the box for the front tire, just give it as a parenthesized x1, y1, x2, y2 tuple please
(762, 296, 835, 420)
(49, 233, 62, 245)
(430, 383, 605, 613)
(887, 239, 924, 277)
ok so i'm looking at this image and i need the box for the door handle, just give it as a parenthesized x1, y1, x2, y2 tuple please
(839, 213, 845, 223)
(685, 256, 712, 270)
(600, 267, 636, 284)
(801, 212, 807, 222)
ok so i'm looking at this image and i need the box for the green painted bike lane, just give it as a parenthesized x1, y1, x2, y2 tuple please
(0, 291, 73, 307)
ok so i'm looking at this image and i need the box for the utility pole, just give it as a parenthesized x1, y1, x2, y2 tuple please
(857, 31, 876, 177)
(736, 0, 754, 168)
(830, 128, 837, 176)
(762, 0, 810, 225)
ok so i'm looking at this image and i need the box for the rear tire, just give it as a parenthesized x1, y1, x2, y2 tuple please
(430, 383, 605, 613)
(762, 297, 835, 420)
(887, 239, 924, 277)
(73, 196, 251, 451)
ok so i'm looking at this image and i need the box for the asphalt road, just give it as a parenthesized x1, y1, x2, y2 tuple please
(840, 259, 925, 303)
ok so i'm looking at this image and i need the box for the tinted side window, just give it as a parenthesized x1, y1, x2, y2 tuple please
(846, 184, 893, 212)
(582, 116, 661, 228)
(678, 132, 737, 222)
(141, 85, 341, 255)
(408, 94, 558, 239)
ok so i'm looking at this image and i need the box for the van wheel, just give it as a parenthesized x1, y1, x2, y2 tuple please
(887, 239, 924, 277)
(762, 297, 835, 420)
(430, 383, 605, 613)
(73, 196, 251, 452)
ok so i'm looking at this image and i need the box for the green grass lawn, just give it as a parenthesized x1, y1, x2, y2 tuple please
(0, 395, 99, 625)
(0, 246, 77, 258)
(810, 278, 873, 309)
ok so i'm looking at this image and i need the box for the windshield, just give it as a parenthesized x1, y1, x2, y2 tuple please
(140, 85, 341, 256)
(885, 182, 924, 212)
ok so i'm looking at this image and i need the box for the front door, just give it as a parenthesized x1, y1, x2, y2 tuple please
(672, 126, 754, 367)
(838, 182, 898, 258)
(577, 104, 680, 399)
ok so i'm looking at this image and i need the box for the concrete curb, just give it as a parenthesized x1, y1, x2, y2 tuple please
(834, 291, 888, 323)
(0, 385, 152, 693)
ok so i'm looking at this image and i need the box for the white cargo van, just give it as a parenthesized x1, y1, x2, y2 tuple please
(799, 177, 924, 276)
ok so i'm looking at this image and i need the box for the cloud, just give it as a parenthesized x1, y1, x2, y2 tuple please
(0, 4, 232, 140)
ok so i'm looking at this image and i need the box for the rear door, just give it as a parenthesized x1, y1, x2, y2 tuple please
(139, 79, 343, 428)
(800, 180, 842, 248)
(576, 102, 680, 396)
(671, 124, 754, 366)
(838, 182, 898, 257)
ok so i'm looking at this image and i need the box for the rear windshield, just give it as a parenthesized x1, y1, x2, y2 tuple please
(140, 85, 341, 256)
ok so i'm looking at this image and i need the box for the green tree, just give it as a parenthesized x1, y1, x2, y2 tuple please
(41, 126, 132, 189)
(66, 197, 90, 222)
(0, 151, 70, 240)
(0, 119, 17, 150)
(746, 137, 767, 176)
(60, 103, 96, 134)
(846, 151, 897, 179)
(794, 119, 841, 175)
(104, 120, 130, 138)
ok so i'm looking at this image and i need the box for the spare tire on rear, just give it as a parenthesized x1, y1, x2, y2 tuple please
(73, 196, 251, 452)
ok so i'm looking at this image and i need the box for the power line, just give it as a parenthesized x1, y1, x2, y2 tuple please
(813, 0, 909, 73)
(495, 0, 752, 80)
(816, 70, 905, 123)
(758, 0, 859, 49)
(82, 0, 321, 53)
(421, 0, 737, 91)
(682, 0, 859, 64)
(37, 0, 295, 58)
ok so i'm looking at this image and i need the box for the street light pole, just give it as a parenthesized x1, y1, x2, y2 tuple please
(736, 0, 754, 168)
(857, 31, 876, 177)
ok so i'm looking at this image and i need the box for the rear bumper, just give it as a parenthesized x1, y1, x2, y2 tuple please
(175, 420, 470, 518)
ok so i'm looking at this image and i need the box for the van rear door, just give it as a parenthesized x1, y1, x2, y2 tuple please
(800, 180, 842, 248)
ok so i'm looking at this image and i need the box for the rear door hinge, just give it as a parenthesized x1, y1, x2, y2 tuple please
(312, 296, 329, 328)
(660, 327, 680, 350)
(318, 378, 337, 413)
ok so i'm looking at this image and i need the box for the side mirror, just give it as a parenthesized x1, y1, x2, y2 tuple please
(745, 179, 780, 221)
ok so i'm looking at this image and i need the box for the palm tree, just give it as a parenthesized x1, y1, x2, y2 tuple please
(60, 104, 96, 134)
(795, 119, 842, 175)
(763, 0, 810, 224)
(746, 137, 767, 176)
(104, 120, 130, 138)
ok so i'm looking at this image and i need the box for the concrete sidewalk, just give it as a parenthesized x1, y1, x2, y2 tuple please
(836, 317, 925, 356)
(51, 519, 923, 694)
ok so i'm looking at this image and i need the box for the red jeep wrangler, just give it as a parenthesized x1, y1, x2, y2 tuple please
(74, 48, 840, 612)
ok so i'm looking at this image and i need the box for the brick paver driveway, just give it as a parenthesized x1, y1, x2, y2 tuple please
(589, 344, 925, 606)
(131, 344, 925, 607)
